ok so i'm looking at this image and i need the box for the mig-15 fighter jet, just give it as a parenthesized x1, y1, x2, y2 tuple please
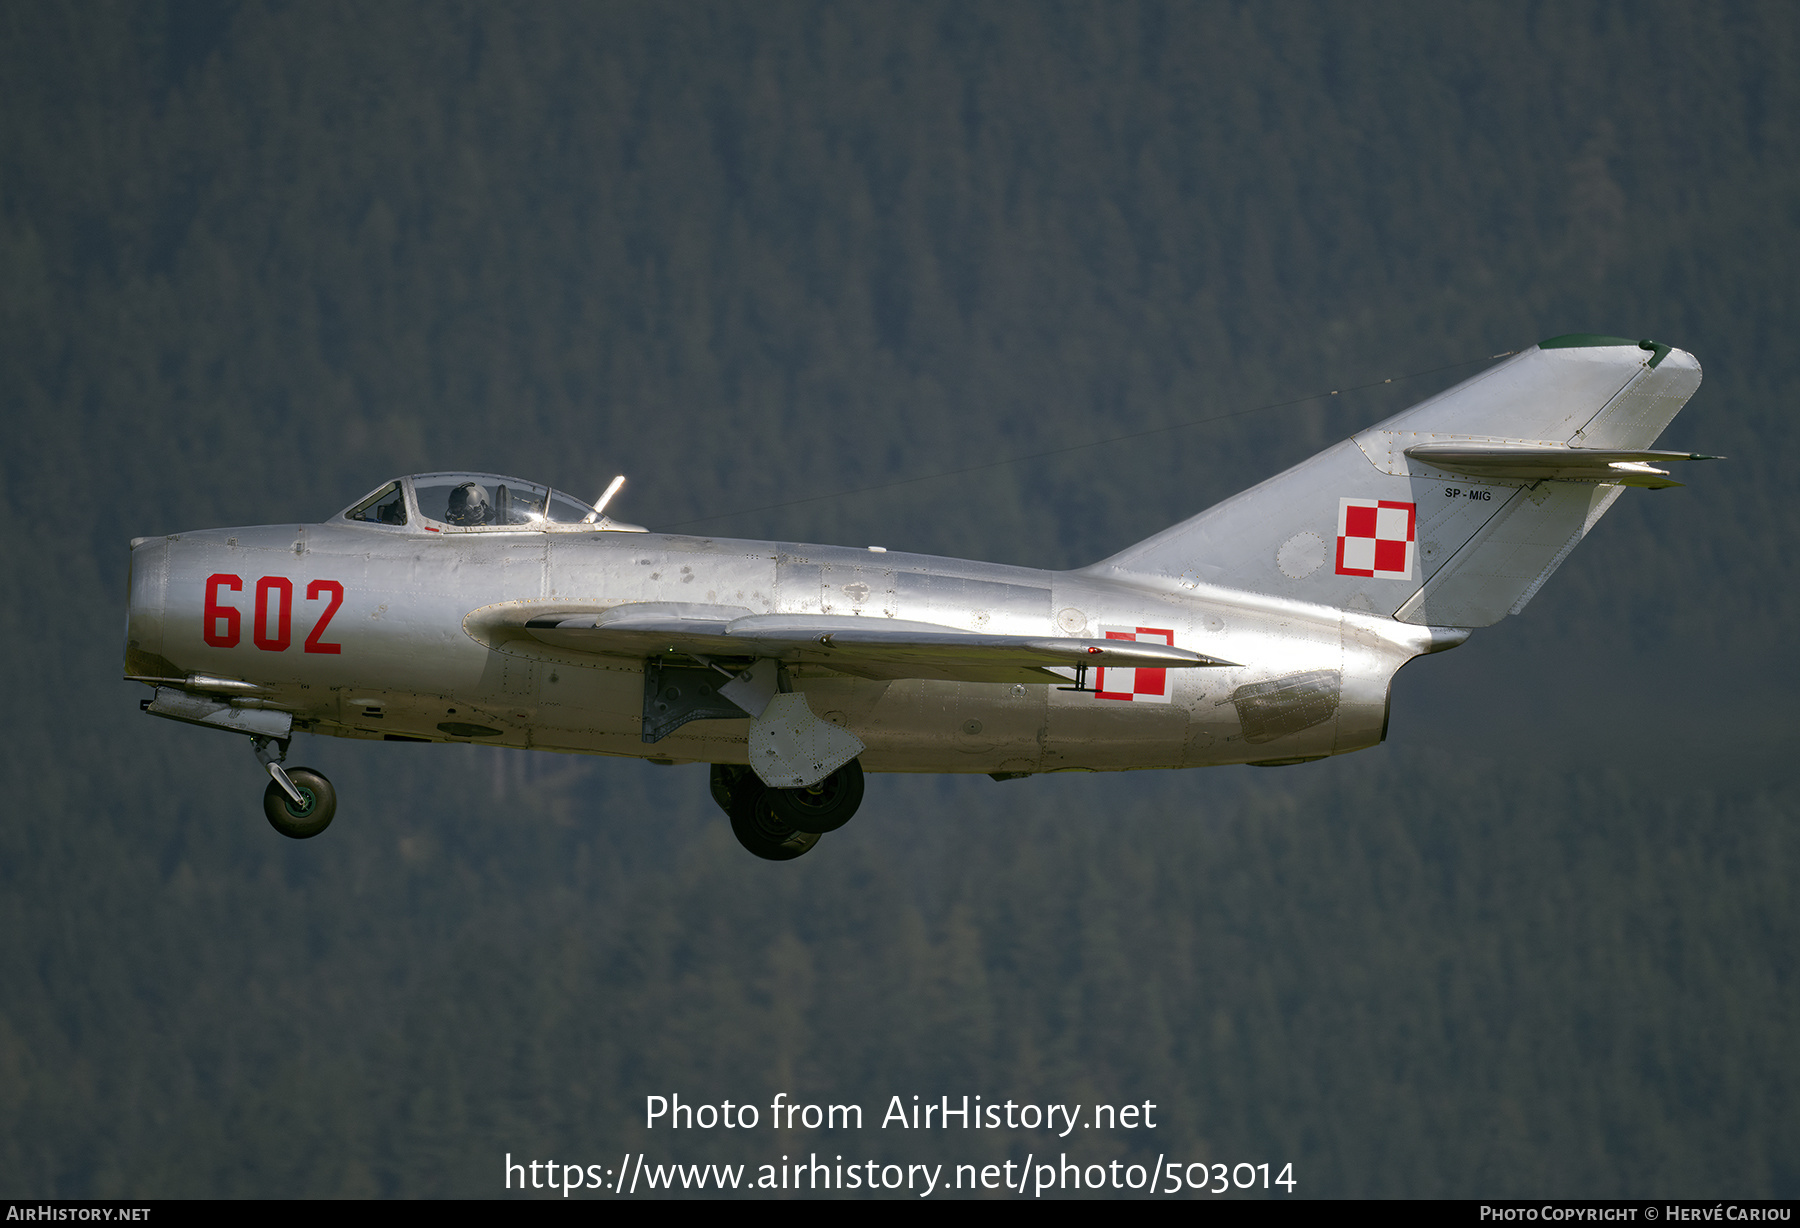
(124, 335, 1713, 859)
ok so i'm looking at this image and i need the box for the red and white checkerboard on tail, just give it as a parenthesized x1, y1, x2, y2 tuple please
(1094, 627, 1176, 702)
(1335, 498, 1417, 581)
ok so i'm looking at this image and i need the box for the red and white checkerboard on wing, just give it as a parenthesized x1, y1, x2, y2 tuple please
(1335, 498, 1416, 581)
(1094, 627, 1176, 703)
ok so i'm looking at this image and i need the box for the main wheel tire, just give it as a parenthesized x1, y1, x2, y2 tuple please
(767, 758, 865, 834)
(709, 763, 751, 816)
(726, 777, 821, 861)
(263, 767, 337, 839)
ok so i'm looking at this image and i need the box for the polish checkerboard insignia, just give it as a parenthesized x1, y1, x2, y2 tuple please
(1335, 498, 1416, 580)
(1094, 626, 1175, 703)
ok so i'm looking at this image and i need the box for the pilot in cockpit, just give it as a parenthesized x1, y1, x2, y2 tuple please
(444, 482, 493, 526)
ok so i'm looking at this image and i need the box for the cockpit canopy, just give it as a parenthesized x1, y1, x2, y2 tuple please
(340, 473, 647, 533)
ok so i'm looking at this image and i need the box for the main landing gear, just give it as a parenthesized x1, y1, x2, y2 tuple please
(253, 736, 338, 839)
(711, 759, 865, 861)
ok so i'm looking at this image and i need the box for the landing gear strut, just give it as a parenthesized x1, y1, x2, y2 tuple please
(710, 760, 865, 860)
(253, 737, 338, 839)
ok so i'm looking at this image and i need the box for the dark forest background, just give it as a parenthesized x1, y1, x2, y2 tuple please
(2, 1, 1796, 1198)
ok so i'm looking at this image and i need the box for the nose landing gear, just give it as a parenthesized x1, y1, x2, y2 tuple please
(252, 736, 338, 839)
(262, 767, 337, 838)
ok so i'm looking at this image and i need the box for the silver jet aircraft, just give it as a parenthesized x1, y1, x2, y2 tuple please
(125, 335, 1713, 859)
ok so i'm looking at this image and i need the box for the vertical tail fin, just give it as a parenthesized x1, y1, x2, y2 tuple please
(1085, 336, 1706, 628)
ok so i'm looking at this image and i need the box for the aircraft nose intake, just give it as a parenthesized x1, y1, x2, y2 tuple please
(124, 536, 169, 679)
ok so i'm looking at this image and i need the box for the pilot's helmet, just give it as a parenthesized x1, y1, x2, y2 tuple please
(445, 482, 491, 525)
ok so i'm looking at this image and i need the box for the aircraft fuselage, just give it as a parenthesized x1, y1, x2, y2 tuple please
(125, 520, 1451, 775)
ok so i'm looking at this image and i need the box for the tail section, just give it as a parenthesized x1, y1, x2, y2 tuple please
(1087, 336, 1707, 628)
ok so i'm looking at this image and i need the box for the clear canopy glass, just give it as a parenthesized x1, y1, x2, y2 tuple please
(409, 473, 602, 528)
(344, 481, 408, 526)
(340, 473, 644, 532)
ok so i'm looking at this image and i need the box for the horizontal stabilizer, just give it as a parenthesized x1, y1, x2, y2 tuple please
(481, 603, 1235, 684)
(1403, 444, 1723, 489)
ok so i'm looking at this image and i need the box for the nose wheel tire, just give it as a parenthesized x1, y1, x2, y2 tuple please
(263, 767, 337, 839)
(767, 758, 864, 833)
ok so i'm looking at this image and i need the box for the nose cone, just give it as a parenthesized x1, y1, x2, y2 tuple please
(125, 537, 171, 679)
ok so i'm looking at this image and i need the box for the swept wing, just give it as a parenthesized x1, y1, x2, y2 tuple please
(468, 601, 1234, 684)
